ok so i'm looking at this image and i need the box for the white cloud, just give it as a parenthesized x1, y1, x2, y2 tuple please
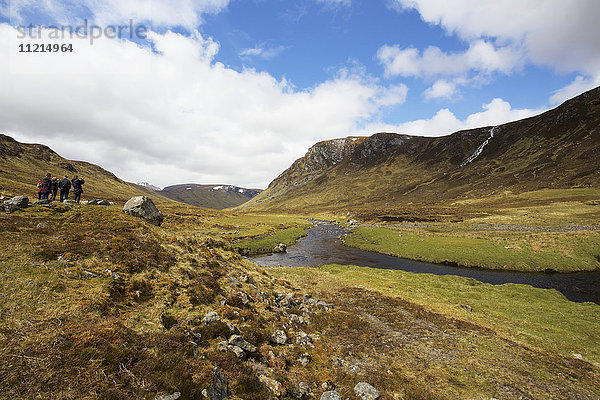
(239, 44, 288, 61)
(423, 79, 459, 101)
(0, 24, 407, 188)
(358, 97, 543, 137)
(378, 40, 523, 79)
(4, 0, 231, 29)
(549, 75, 600, 105)
(389, 0, 600, 77)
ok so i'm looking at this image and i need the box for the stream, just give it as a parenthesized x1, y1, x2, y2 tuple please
(251, 221, 600, 304)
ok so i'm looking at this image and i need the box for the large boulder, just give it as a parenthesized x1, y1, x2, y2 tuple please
(3, 196, 29, 213)
(123, 196, 163, 226)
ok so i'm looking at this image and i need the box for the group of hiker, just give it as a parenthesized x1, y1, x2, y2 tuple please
(37, 174, 85, 203)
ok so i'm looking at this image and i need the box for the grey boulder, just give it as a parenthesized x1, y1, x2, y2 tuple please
(354, 382, 381, 400)
(123, 196, 164, 226)
(320, 391, 342, 400)
(3, 196, 29, 213)
(89, 199, 111, 206)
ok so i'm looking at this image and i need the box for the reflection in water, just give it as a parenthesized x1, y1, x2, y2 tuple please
(251, 222, 600, 304)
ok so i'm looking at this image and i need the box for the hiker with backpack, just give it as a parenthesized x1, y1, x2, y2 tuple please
(39, 173, 52, 200)
(50, 177, 59, 200)
(71, 176, 85, 203)
(58, 175, 71, 202)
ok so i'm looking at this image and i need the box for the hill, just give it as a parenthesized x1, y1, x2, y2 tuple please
(159, 184, 262, 210)
(240, 86, 600, 216)
(0, 134, 171, 203)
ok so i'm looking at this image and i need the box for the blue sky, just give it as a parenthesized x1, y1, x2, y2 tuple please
(1, 0, 599, 188)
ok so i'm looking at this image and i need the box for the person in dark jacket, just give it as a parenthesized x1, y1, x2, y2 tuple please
(71, 175, 85, 203)
(50, 177, 59, 200)
(58, 175, 71, 202)
(40, 173, 52, 200)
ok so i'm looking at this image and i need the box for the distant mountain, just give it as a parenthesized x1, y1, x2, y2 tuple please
(159, 184, 262, 209)
(0, 134, 171, 203)
(137, 181, 162, 191)
(240, 86, 600, 214)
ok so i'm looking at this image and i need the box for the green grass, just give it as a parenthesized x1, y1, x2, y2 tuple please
(233, 226, 309, 256)
(271, 264, 600, 367)
(343, 226, 600, 272)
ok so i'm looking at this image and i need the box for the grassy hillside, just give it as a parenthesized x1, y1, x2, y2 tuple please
(241, 86, 600, 216)
(0, 134, 171, 203)
(159, 184, 261, 210)
(1, 202, 598, 399)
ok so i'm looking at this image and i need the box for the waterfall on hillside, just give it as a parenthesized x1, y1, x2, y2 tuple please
(460, 126, 497, 166)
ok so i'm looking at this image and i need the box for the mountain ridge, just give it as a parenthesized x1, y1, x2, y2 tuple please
(240, 86, 600, 214)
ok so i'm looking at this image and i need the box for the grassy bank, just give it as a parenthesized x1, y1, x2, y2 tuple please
(233, 226, 310, 256)
(343, 225, 600, 272)
(271, 264, 600, 367)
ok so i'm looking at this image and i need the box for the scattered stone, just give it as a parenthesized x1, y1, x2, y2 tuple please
(88, 199, 111, 206)
(216, 341, 228, 352)
(572, 353, 583, 360)
(228, 276, 241, 287)
(259, 375, 285, 397)
(105, 269, 121, 280)
(3, 195, 29, 213)
(35, 222, 51, 231)
(202, 311, 220, 324)
(34, 199, 52, 206)
(204, 367, 228, 400)
(270, 329, 288, 345)
(321, 381, 335, 391)
(225, 321, 239, 334)
(240, 275, 254, 284)
(295, 331, 313, 346)
(354, 382, 381, 400)
(297, 382, 311, 399)
(155, 392, 181, 400)
(229, 334, 257, 353)
(297, 353, 311, 367)
(274, 243, 287, 253)
(459, 304, 473, 312)
(187, 330, 202, 344)
(320, 390, 341, 400)
(227, 345, 246, 359)
(122, 196, 164, 226)
(82, 270, 99, 277)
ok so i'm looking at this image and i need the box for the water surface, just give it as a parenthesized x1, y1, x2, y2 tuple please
(251, 222, 600, 304)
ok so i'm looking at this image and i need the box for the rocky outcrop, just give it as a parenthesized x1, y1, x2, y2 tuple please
(122, 196, 164, 226)
(3, 195, 29, 213)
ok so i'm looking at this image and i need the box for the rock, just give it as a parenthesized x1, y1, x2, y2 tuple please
(35, 222, 51, 231)
(216, 341, 228, 352)
(105, 269, 121, 280)
(34, 199, 52, 206)
(572, 353, 583, 360)
(204, 367, 228, 400)
(295, 331, 313, 346)
(155, 392, 181, 400)
(459, 304, 473, 312)
(228, 334, 257, 353)
(187, 330, 202, 344)
(297, 353, 311, 367)
(321, 381, 335, 391)
(297, 382, 311, 399)
(274, 243, 287, 252)
(225, 321, 239, 334)
(320, 390, 341, 400)
(270, 329, 288, 345)
(354, 382, 381, 400)
(122, 196, 164, 226)
(227, 345, 246, 359)
(202, 311, 220, 324)
(88, 199, 110, 206)
(3, 196, 29, 213)
(228, 277, 241, 287)
(259, 375, 285, 397)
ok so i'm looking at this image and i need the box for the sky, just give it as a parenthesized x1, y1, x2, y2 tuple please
(1, 0, 599, 189)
